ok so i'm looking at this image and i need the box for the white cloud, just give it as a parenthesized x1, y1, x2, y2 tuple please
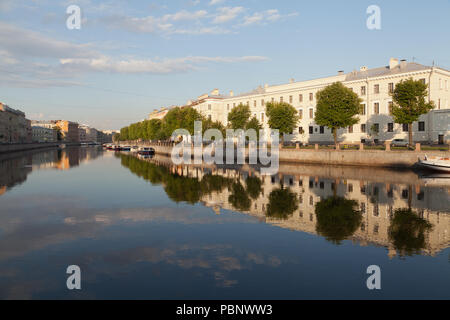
(240, 9, 298, 27)
(209, 0, 225, 6)
(212, 6, 245, 24)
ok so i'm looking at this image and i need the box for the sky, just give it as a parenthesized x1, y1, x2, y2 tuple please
(0, 0, 449, 130)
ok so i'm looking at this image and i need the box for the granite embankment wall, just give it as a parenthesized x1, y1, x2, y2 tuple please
(118, 141, 449, 168)
(0, 142, 79, 155)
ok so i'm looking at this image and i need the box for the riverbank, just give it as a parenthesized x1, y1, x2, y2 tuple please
(117, 141, 449, 169)
(0, 142, 80, 155)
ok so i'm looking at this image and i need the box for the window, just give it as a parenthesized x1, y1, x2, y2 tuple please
(261, 99, 265, 106)
(299, 127, 304, 134)
(438, 99, 441, 109)
(388, 83, 394, 94)
(374, 84, 380, 94)
(246, 101, 249, 106)
(309, 109, 314, 118)
(388, 101, 393, 115)
(419, 121, 425, 132)
(373, 123, 379, 133)
(298, 109, 303, 119)
(420, 78, 426, 85)
(261, 113, 265, 122)
(299, 94, 303, 102)
(271, 97, 274, 103)
(309, 126, 314, 134)
(227, 104, 230, 111)
(374, 102, 380, 114)
(280, 97, 284, 103)
(388, 123, 394, 132)
(309, 93, 313, 101)
(320, 126, 324, 134)
(208, 115, 212, 120)
(361, 104, 366, 115)
(403, 124, 409, 132)
(208, 104, 211, 110)
(361, 124, 366, 133)
(289, 95, 293, 104)
(361, 86, 366, 95)
(348, 126, 353, 133)
(254, 100, 257, 107)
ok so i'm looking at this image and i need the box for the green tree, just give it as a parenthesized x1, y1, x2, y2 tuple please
(266, 187, 298, 220)
(265, 102, 299, 143)
(391, 78, 435, 147)
(315, 197, 362, 245)
(315, 82, 362, 146)
(245, 116, 263, 140)
(388, 208, 433, 257)
(228, 104, 251, 130)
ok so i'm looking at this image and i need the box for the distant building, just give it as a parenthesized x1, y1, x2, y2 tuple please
(0, 102, 32, 143)
(55, 120, 79, 143)
(32, 126, 57, 143)
(78, 127, 87, 142)
(148, 107, 175, 121)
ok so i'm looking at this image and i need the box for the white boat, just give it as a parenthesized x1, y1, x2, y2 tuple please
(418, 155, 450, 172)
(131, 146, 140, 152)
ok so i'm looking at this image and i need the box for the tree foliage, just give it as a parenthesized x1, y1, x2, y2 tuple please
(227, 104, 251, 130)
(315, 82, 362, 145)
(391, 78, 434, 146)
(116, 107, 225, 141)
(265, 102, 299, 141)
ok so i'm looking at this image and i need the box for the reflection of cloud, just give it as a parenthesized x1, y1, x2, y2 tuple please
(0, 195, 258, 261)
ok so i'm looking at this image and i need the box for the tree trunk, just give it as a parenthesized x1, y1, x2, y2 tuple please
(408, 123, 413, 149)
(333, 128, 337, 148)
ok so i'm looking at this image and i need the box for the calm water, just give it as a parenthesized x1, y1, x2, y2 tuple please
(0, 146, 448, 299)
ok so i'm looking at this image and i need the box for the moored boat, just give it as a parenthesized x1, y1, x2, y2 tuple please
(417, 155, 450, 172)
(137, 147, 155, 155)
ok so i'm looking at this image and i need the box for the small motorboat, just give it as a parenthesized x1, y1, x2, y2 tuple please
(137, 147, 155, 155)
(418, 155, 450, 172)
(121, 146, 131, 152)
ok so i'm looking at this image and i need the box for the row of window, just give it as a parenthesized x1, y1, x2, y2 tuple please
(299, 122, 426, 135)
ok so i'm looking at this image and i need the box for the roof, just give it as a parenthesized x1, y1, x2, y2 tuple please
(345, 62, 430, 81)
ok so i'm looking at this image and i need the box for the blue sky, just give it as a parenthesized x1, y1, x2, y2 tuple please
(0, 0, 449, 130)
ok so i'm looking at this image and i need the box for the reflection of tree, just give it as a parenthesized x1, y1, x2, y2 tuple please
(388, 209, 433, 257)
(266, 187, 298, 220)
(246, 176, 262, 200)
(315, 197, 362, 245)
(120, 154, 234, 205)
(228, 182, 251, 211)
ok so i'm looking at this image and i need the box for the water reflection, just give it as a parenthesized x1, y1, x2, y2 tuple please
(0, 147, 103, 196)
(119, 153, 450, 258)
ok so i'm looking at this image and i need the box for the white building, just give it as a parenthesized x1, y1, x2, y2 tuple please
(173, 58, 450, 144)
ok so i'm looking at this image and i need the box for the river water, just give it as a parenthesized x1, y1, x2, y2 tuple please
(0, 146, 448, 299)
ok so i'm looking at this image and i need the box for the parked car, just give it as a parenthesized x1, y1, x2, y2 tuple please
(391, 139, 409, 147)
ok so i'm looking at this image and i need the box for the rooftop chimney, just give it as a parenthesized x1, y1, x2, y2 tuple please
(229, 90, 234, 97)
(211, 88, 219, 96)
(289, 78, 295, 84)
(389, 58, 399, 69)
(400, 59, 407, 69)
(360, 66, 368, 72)
(338, 70, 344, 75)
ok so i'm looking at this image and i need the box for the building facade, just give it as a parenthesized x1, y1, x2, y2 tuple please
(152, 58, 450, 144)
(0, 102, 32, 144)
(56, 120, 79, 143)
(31, 126, 57, 143)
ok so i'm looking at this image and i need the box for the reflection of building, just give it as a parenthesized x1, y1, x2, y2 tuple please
(131, 154, 450, 258)
(0, 102, 32, 144)
(0, 147, 103, 196)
